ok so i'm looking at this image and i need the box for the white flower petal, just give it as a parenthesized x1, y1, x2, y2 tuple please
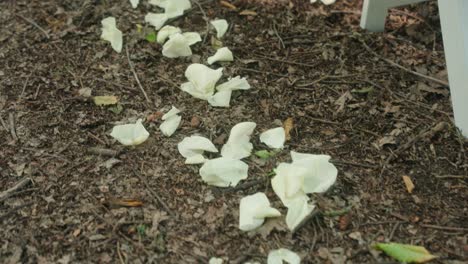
(145, 13, 169, 30)
(260, 127, 285, 149)
(110, 119, 149, 146)
(210, 19, 229, 38)
(162, 33, 192, 58)
(149, 0, 168, 8)
(100, 17, 123, 53)
(271, 163, 309, 206)
(239, 192, 281, 231)
(177, 135, 218, 164)
(208, 90, 232, 107)
(182, 32, 202, 45)
(321, 0, 336, 5)
(215, 76, 250, 92)
(221, 122, 256, 159)
(157, 25, 181, 44)
(209, 257, 223, 264)
(159, 116, 181, 137)
(130, 0, 139, 8)
(181, 64, 223, 100)
(162, 106, 181, 120)
(199, 157, 248, 187)
(285, 196, 315, 231)
(290, 151, 337, 193)
(149, 0, 191, 17)
(267, 248, 301, 264)
(207, 47, 234, 65)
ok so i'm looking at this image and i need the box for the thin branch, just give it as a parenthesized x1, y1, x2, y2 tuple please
(192, 0, 210, 44)
(125, 45, 150, 103)
(16, 14, 50, 39)
(0, 177, 32, 202)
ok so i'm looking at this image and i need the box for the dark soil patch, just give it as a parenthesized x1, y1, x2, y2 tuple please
(1, 0, 466, 263)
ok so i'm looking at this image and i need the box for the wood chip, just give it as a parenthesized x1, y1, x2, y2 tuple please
(220, 0, 237, 10)
(283, 117, 294, 141)
(402, 175, 415, 193)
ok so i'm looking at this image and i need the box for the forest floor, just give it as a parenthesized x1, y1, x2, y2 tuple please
(0, 0, 466, 263)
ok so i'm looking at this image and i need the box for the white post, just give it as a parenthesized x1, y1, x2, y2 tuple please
(360, 0, 429, 32)
(438, 0, 468, 137)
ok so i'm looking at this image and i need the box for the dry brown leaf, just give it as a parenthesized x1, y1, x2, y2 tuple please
(283, 117, 294, 141)
(239, 10, 258, 16)
(402, 175, 415, 193)
(105, 198, 143, 208)
(220, 0, 237, 10)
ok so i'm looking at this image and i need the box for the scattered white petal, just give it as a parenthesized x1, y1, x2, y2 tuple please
(149, 0, 191, 17)
(290, 151, 338, 193)
(182, 32, 202, 45)
(221, 122, 256, 159)
(267, 248, 301, 264)
(239, 192, 281, 231)
(100, 17, 123, 53)
(162, 106, 181, 120)
(157, 25, 181, 44)
(209, 257, 223, 264)
(215, 76, 251, 92)
(211, 19, 229, 38)
(177, 136, 218, 164)
(162, 32, 201, 58)
(207, 47, 234, 65)
(321, 0, 336, 5)
(149, 0, 168, 8)
(159, 115, 181, 137)
(129, 0, 139, 8)
(110, 119, 149, 146)
(260, 127, 285, 149)
(271, 163, 309, 206)
(181, 64, 223, 100)
(199, 157, 248, 187)
(285, 196, 316, 231)
(145, 13, 169, 30)
(208, 90, 232, 107)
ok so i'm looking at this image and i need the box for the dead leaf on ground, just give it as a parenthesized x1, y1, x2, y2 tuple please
(220, 0, 237, 10)
(104, 198, 143, 208)
(93, 96, 118, 106)
(283, 117, 294, 141)
(239, 10, 258, 16)
(402, 175, 415, 193)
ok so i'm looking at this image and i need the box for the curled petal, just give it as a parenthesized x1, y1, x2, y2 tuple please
(178, 136, 218, 164)
(211, 19, 229, 38)
(157, 25, 181, 44)
(207, 47, 234, 65)
(267, 248, 301, 264)
(221, 122, 256, 159)
(199, 157, 248, 187)
(145, 13, 169, 30)
(215, 76, 250, 92)
(110, 119, 149, 146)
(239, 192, 281, 231)
(100, 17, 123, 53)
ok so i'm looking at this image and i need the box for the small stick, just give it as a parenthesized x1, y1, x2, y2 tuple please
(132, 168, 175, 218)
(421, 224, 468, 232)
(0, 178, 32, 202)
(331, 159, 379, 169)
(360, 40, 448, 87)
(8, 112, 18, 141)
(125, 45, 150, 103)
(0, 115, 8, 131)
(87, 147, 120, 157)
(16, 14, 50, 39)
(19, 71, 33, 99)
(192, 0, 210, 44)
(0, 202, 34, 221)
(434, 174, 467, 179)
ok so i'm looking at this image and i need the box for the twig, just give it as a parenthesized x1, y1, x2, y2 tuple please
(20, 70, 34, 99)
(222, 179, 263, 193)
(254, 54, 321, 68)
(360, 40, 448, 87)
(0, 202, 34, 221)
(0, 177, 32, 202)
(434, 174, 467, 179)
(132, 168, 175, 218)
(330, 159, 379, 169)
(305, 116, 340, 125)
(421, 224, 468, 232)
(16, 14, 50, 39)
(8, 113, 18, 141)
(192, 0, 210, 44)
(117, 242, 126, 264)
(125, 45, 150, 103)
(0, 115, 8, 131)
(272, 22, 285, 49)
(87, 147, 120, 157)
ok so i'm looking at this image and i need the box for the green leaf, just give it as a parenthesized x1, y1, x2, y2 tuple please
(375, 243, 437, 263)
(351, 87, 374, 94)
(93, 96, 118, 106)
(136, 224, 147, 236)
(255, 150, 275, 159)
(108, 104, 123, 114)
(146, 32, 157, 43)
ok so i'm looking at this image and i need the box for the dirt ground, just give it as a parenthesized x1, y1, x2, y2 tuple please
(0, 0, 466, 263)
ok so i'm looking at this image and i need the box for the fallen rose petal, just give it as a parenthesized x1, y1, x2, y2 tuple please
(290, 151, 337, 193)
(110, 119, 149, 146)
(285, 196, 315, 231)
(207, 47, 234, 65)
(211, 19, 229, 38)
(215, 76, 250, 92)
(260, 127, 285, 149)
(177, 135, 218, 164)
(208, 90, 232, 107)
(130, 0, 139, 8)
(199, 157, 248, 187)
(100, 17, 123, 53)
(181, 64, 223, 100)
(221, 122, 256, 159)
(157, 25, 181, 43)
(239, 192, 281, 231)
(267, 248, 301, 264)
(159, 115, 181, 137)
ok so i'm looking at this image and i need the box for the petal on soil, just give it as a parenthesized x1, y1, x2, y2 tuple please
(145, 13, 169, 30)
(157, 25, 181, 44)
(221, 122, 256, 159)
(285, 196, 316, 231)
(207, 47, 234, 65)
(100, 17, 123, 53)
(290, 151, 338, 193)
(260, 127, 285, 149)
(211, 19, 229, 38)
(159, 115, 181, 137)
(110, 119, 149, 146)
(177, 135, 218, 164)
(199, 157, 248, 187)
(239, 192, 281, 231)
(208, 90, 232, 107)
(267, 248, 301, 264)
(181, 64, 223, 100)
(129, 0, 139, 8)
(215, 76, 250, 91)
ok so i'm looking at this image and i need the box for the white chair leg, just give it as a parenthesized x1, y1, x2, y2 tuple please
(360, 0, 429, 32)
(438, 0, 468, 137)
